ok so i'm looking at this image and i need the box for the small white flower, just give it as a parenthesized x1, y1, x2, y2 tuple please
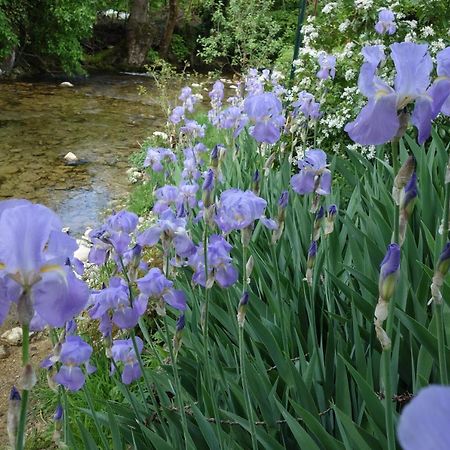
(338, 20, 350, 32)
(321, 2, 337, 14)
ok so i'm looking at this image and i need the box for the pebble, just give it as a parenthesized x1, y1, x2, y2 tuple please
(1, 327, 23, 346)
(60, 81, 74, 87)
(64, 152, 78, 163)
(0, 344, 9, 359)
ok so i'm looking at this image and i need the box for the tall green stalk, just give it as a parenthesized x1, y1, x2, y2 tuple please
(162, 315, 191, 449)
(16, 324, 30, 450)
(435, 165, 450, 384)
(239, 244, 258, 450)
(382, 139, 401, 450)
(202, 225, 224, 449)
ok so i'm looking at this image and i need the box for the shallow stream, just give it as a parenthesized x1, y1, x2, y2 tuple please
(0, 74, 173, 234)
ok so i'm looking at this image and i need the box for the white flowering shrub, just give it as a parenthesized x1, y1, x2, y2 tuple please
(285, 0, 449, 157)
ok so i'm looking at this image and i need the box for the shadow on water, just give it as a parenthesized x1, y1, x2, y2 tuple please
(0, 74, 174, 234)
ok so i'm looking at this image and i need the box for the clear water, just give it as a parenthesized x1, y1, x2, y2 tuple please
(0, 74, 170, 234)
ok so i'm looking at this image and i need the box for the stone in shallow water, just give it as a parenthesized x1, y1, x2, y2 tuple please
(64, 152, 78, 163)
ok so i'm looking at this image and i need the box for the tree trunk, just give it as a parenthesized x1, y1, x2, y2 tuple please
(159, 0, 178, 59)
(126, 0, 151, 67)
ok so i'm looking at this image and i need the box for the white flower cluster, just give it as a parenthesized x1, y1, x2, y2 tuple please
(354, 0, 373, 10)
(338, 20, 351, 32)
(322, 2, 337, 14)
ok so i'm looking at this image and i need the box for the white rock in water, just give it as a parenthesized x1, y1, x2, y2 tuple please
(1, 327, 23, 346)
(60, 81, 74, 87)
(64, 152, 78, 163)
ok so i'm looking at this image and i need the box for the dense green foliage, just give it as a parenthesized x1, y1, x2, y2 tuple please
(0, 0, 103, 73)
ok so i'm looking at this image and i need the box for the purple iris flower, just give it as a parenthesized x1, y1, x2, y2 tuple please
(88, 210, 138, 264)
(89, 277, 147, 333)
(182, 157, 201, 181)
(144, 147, 176, 172)
(0, 200, 89, 328)
(379, 243, 400, 301)
(398, 385, 450, 450)
(111, 337, 143, 384)
(178, 183, 199, 210)
(245, 69, 264, 95)
(53, 335, 95, 391)
(153, 185, 180, 214)
(107, 210, 138, 234)
(188, 235, 238, 288)
(169, 106, 185, 124)
(180, 119, 205, 139)
(317, 53, 336, 80)
(209, 80, 224, 103)
(244, 92, 285, 144)
(345, 43, 450, 145)
(137, 209, 195, 258)
(290, 149, 331, 196)
(375, 9, 396, 35)
(137, 268, 187, 311)
(215, 189, 276, 233)
(430, 47, 450, 117)
(179, 86, 199, 113)
(292, 91, 321, 120)
(218, 106, 248, 137)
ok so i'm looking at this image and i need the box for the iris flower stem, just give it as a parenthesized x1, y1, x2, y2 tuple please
(391, 139, 400, 244)
(16, 324, 30, 450)
(270, 244, 289, 353)
(129, 329, 164, 423)
(240, 245, 258, 450)
(382, 138, 401, 450)
(62, 388, 69, 445)
(239, 326, 258, 450)
(202, 225, 224, 449)
(435, 170, 450, 384)
(118, 256, 167, 428)
(83, 383, 110, 450)
(162, 315, 191, 449)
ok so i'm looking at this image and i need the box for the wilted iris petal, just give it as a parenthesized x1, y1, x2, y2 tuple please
(345, 94, 399, 145)
(398, 385, 450, 450)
